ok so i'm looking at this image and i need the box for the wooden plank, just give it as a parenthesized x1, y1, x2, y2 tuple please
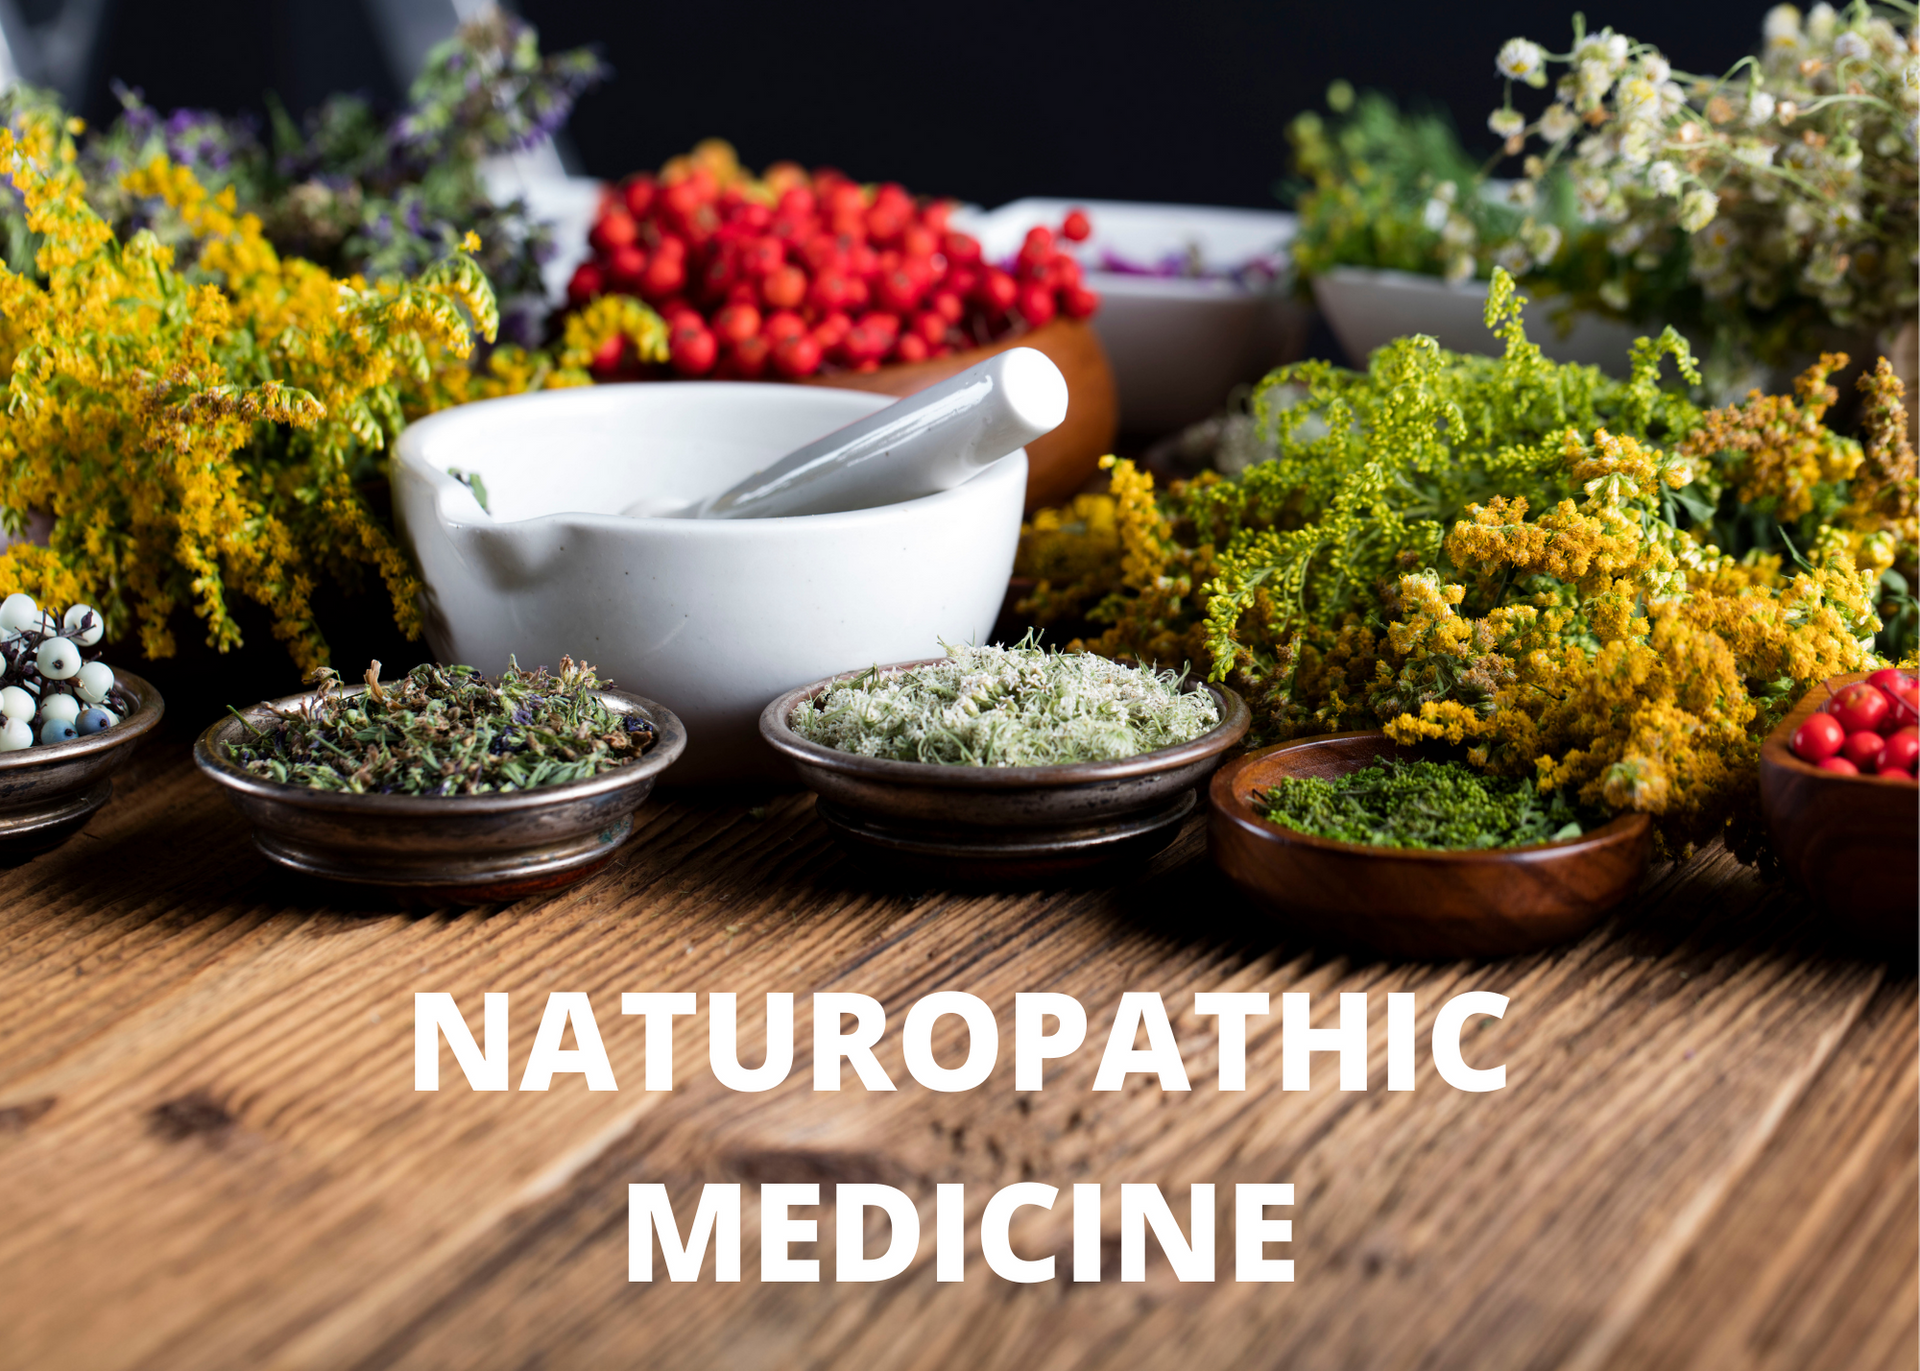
(0, 745, 1908, 1371)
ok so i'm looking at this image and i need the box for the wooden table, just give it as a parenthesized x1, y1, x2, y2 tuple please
(1, 741, 1913, 1371)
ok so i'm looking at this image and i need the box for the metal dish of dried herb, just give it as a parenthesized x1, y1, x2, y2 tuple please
(1255, 756, 1599, 851)
(224, 657, 657, 796)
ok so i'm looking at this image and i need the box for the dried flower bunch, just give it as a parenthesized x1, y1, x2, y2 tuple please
(1016, 271, 1917, 855)
(227, 657, 655, 795)
(0, 92, 533, 670)
(52, 11, 607, 348)
(1257, 757, 1596, 850)
(789, 637, 1220, 767)
(1492, 3, 1918, 366)
(1283, 82, 1648, 304)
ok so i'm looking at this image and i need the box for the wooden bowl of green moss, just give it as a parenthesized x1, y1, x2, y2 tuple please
(1209, 732, 1653, 958)
(760, 640, 1249, 882)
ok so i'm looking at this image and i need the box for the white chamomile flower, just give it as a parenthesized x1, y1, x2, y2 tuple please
(1679, 188, 1721, 233)
(1539, 103, 1579, 142)
(1806, 2, 1836, 41)
(1748, 90, 1777, 124)
(1832, 30, 1870, 62)
(1444, 253, 1476, 284)
(1521, 220, 1563, 266)
(1488, 107, 1526, 139)
(1496, 38, 1547, 85)
(1640, 55, 1671, 85)
(1506, 179, 1537, 209)
(1422, 197, 1450, 232)
(1598, 278, 1632, 312)
(1576, 59, 1614, 107)
(1764, 4, 1802, 46)
(1647, 161, 1683, 196)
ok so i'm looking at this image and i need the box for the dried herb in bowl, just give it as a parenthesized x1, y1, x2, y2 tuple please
(790, 637, 1219, 767)
(1257, 757, 1595, 851)
(227, 658, 654, 795)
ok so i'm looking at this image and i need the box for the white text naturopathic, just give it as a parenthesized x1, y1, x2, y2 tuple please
(414, 989, 1508, 1285)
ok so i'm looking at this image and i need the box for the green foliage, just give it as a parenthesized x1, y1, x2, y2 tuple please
(1201, 270, 1702, 676)
(1256, 756, 1594, 849)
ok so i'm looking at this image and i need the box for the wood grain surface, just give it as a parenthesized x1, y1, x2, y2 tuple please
(0, 742, 1912, 1371)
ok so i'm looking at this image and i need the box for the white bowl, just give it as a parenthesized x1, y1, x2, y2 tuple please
(393, 384, 1027, 783)
(952, 197, 1310, 435)
(1311, 266, 1644, 376)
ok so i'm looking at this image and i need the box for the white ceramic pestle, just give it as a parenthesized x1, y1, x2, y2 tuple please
(619, 347, 1068, 520)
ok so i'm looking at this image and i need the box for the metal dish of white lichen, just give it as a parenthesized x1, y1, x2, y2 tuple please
(759, 639, 1249, 880)
(193, 659, 686, 903)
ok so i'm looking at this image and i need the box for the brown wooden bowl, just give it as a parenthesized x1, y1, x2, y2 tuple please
(801, 316, 1118, 512)
(1759, 672, 1918, 949)
(1209, 732, 1654, 959)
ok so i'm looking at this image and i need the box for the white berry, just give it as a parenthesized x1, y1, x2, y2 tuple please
(74, 660, 113, 704)
(37, 692, 78, 725)
(0, 592, 38, 633)
(0, 716, 30, 751)
(38, 716, 76, 745)
(35, 636, 79, 679)
(0, 685, 32, 721)
(62, 604, 104, 647)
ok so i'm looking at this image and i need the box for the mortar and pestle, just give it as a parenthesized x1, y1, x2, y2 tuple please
(394, 349, 1070, 782)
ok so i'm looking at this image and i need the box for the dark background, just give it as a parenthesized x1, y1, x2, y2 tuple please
(71, 0, 1740, 209)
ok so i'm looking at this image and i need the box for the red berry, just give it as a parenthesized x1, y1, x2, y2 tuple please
(1061, 208, 1092, 242)
(877, 268, 925, 313)
(642, 253, 687, 300)
(930, 290, 964, 324)
(713, 303, 762, 345)
(808, 272, 854, 314)
(589, 333, 625, 376)
(1790, 710, 1846, 762)
(567, 262, 604, 306)
(731, 334, 771, 379)
(1829, 681, 1890, 734)
(760, 265, 808, 310)
(1817, 756, 1859, 775)
(652, 234, 688, 261)
(812, 311, 852, 350)
(622, 176, 656, 218)
(1018, 282, 1057, 326)
(764, 310, 808, 344)
(670, 324, 717, 376)
(943, 232, 982, 264)
(895, 334, 929, 363)
(1880, 726, 1920, 774)
(1841, 729, 1886, 772)
(1048, 256, 1083, 291)
(866, 203, 907, 245)
(1887, 680, 1920, 729)
(742, 237, 787, 279)
(911, 310, 946, 347)
(606, 246, 647, 291)
(1062, 284, 1100, 319)
(920, 201, 954, 234)
(589, 210, 638, 253)
(901, 225, 939, 259)
(1021, 225, 1056, 258)
(977, 268, 1017, 313)
(772, 334, 823, 378)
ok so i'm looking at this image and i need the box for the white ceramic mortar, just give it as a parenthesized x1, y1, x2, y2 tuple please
(393, 383, 1028, 784)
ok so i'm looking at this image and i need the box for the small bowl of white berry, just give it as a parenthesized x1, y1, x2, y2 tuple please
(0, 591, 164, 859)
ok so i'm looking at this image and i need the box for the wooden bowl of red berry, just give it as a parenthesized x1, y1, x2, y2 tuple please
(568, 147, 1118, 512)
(1761, 669, 1919, 944)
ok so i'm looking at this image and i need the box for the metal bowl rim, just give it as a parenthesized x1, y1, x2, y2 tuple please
(759, 658, 1250, 789)
(0, 667, 166, 770)
(1212, 731, 1652, 863)
(193, 682, 687, 815)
